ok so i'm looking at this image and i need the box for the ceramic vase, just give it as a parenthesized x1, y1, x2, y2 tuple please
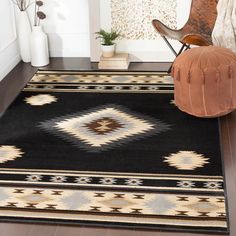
(30, 26, 49, 67)
(17, 11, 31, 63)
(101, 44, 115, 57)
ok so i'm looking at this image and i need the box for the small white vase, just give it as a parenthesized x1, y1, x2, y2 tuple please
(30, 26, 49, 67)
(101, 44, 115, 58)
(17, 11, 31, 63)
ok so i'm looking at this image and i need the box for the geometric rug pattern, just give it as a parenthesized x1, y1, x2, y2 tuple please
(0, 72, 229, 234)
(0, 186, 226, 218)
(39, 105, 170, 152)
(24, 72, 174, 93)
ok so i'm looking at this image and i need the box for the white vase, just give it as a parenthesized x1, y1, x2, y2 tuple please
(101, 44, 115, 58)
(30, 26, 49, 67)
(17, 11, 31, 63)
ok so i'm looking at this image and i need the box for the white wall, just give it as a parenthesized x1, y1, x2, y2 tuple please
(27, 0, 191, 59)
(90, 0, 192, 62)
(177, 0, 192, 28)
(0, 0, 191, 67)
(27, 0, 90, 57)
(0, 0, 20, 81)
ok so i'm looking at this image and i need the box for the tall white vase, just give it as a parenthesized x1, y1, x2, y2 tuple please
(30, 26, 49, 67)
(17, 11, 31, 63)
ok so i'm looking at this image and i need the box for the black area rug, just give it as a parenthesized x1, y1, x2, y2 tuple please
(0, 72, 229, 234)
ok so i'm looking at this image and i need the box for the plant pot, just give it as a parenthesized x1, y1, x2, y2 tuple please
(101, 44, 115, 58)
(30, 26, 49, 67)
(16, 11, 31, 63)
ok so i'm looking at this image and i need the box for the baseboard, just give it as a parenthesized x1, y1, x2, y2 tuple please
(0, 53, 21, 81)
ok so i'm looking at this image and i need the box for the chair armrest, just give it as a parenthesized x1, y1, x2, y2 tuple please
(152, 19, 183, 41)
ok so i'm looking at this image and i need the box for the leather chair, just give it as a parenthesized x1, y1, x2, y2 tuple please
(152, 0, 218, 72)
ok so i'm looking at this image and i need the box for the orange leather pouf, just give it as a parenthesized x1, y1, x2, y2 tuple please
(172, 46, 236, 118)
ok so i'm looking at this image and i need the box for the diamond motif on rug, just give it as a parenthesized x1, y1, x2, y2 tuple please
(39, 105, 170, 152)
(85, 117, 124, 135)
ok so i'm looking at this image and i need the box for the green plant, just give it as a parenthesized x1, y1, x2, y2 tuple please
(95, 29, 120, 46)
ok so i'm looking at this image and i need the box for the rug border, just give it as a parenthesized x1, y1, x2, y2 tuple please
(36, 71, 170, 75)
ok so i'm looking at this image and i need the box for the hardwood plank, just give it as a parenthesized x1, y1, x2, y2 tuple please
(106, 228, 134, 236)
(226, 112, 236, 176)
(39, 58, 94, 72)
(137, 230, 195, 236)
(80, 226, 108, 236)
(133, 230, 163, 236)
(54, 226, 83, 236)
(134, 230, 190, 236)
(220, 112, 236, 236)
(39, 57, 171, 72)
(0, 223, 33, 236)
(28, 224, 58, 236)
(0, 61, 37, 114)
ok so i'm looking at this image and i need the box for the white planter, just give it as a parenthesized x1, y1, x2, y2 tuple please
(101, 44, 115, 58)
(17, 11, 31, 63)
(30, 26, 49, 67)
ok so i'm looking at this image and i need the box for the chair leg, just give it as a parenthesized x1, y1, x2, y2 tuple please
(161, 36, 191, 73)
(177, 43, 188, 56)
(161, 36, 178, 56)
(167, 43, 190, 73)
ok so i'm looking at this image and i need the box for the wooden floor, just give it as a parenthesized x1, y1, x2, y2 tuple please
(0, 58, 235, 236)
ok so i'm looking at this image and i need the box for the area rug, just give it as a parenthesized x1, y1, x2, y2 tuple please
(0, 72, 229, 234)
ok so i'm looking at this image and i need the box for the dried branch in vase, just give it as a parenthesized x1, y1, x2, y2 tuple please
(34, 0, 47, 26)
(11, 0, 31, 11)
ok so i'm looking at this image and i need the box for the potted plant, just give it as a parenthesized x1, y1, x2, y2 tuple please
(95, 29, 120, 58)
